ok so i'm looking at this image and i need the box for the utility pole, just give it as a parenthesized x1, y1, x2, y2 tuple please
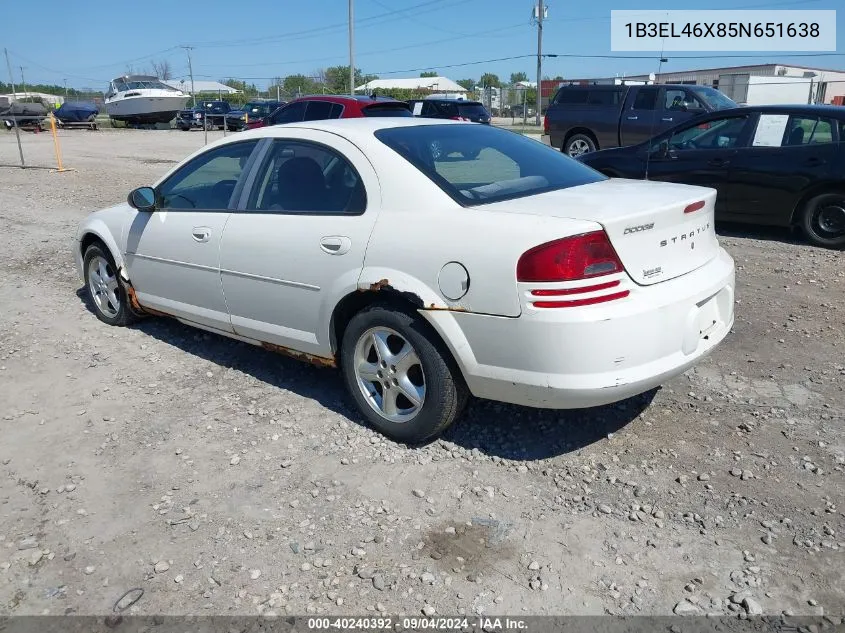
(348, 0, 355, 96)
(535, 0, 544, 126)
(181, 46, 196, 107)
(64, 79, 68, 99)
(4, 48, 25, 168)
(19, 65, 26, 96)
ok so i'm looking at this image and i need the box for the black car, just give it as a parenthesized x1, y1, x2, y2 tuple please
(176, 101, 232, 131)
(225, 100, 284, 131)
(577, 105, 845, 248)
(407, 98, 491, 124)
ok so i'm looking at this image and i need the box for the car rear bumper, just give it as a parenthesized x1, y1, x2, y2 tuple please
(422, 247, 735, 409)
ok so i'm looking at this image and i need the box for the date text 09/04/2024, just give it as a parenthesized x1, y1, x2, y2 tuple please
(306, 617, 529, 630)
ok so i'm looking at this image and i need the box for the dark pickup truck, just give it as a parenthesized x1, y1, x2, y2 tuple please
(542, 84, 737, 157)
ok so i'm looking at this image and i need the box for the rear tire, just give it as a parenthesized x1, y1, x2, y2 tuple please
(800, 192, 845, 249)
(340, 303, 468, 444)
(564, 133, 597, 157)
(83, 244, 140, 327)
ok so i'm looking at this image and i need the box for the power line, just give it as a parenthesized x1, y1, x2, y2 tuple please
(190, 0, 465, 49)
(194, 22, 527, 71)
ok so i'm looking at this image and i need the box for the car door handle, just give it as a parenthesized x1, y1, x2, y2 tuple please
(708, 158, 730, 167)
(192, 227, 211, 242)
(805, 157, 825, 166)
(320, 236, 351, 255)
(662, 117, 674, 122)
(627, 116, 638, 121)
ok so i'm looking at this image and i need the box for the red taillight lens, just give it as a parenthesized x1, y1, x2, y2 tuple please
(543, 115, 549, 135)
(517, 231, 624, 282)
(684, 200, 705, 214)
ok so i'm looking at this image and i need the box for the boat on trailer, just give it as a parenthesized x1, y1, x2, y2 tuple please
(103, 75, 189, 126)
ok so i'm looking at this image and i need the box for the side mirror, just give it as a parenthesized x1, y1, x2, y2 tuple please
(686, 106, 705, 115)
(652, 140, 670, 159)
(128, 186, 156, 212)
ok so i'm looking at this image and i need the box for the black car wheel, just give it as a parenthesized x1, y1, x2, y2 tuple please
(565, 134, 597, 157)
(801, 192, 845, 249)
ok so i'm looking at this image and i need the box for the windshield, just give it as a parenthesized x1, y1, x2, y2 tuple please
(362, 103, 413, 117)
(375, 124, 605, 205)
(243, 103, 273, 116)
(112, 79, 177, 93)
(693, 87, 737, 110)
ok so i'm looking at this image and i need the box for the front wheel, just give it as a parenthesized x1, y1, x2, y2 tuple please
(800, 192, 845, 249)
(340, 304, 468, 443)
(565, 133, 597, 157)
(83, 244, 140, 326)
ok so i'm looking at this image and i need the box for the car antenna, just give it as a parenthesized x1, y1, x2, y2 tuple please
(643, 50, 668, 182)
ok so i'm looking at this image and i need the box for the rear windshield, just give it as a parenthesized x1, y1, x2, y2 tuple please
(457, 103, 488, 118)
(375, 124, 605, 205)
(363, 103, 413, 117)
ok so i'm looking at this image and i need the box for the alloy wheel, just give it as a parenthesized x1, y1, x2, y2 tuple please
(87, 255, 120, 318)
(353, 327, 426, 423)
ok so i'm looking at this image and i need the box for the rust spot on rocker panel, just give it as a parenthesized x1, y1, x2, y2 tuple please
(426, 303, 468, 312)
(124, 284, 167, 317)
(261, 342, 336, 369)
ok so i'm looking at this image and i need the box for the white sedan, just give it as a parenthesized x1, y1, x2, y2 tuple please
(75, 118, 735, 443)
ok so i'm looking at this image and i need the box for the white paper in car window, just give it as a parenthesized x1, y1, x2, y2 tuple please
(752, 114, 789, 147)
(412, 102, 423, 116)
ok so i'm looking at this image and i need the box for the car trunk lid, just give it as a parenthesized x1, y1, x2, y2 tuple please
(485, 178, 719, 286)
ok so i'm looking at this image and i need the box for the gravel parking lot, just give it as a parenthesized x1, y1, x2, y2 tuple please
(0, 128, 843, 618)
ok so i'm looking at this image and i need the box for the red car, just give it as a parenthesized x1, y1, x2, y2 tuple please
(246, 95, 412, 129)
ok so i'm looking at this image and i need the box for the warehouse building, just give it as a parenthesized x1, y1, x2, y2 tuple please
(546, 63, 845, 106)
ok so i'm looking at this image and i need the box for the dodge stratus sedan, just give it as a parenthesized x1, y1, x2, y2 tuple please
(75, 119, 735, 443)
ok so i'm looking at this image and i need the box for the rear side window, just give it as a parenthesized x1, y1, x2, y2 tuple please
(752, 113, 836, 147)
(554, 89, 589, 105)
(632, 88, 658, 110)
(586, 90, 622, 106)
(304, 101, 334, 121)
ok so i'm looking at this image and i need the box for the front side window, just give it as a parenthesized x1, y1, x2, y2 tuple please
(665, 115, 750, 150)
(157, 141, 259, 210)
(664, 88, 705, 111)
(375, 124, 605, 206)
(246, 141, 366, 214)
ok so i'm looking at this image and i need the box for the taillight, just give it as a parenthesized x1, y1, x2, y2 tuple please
(543, 115, 549, 135)
(684, 200, 705, 214)
(517, 231, 624, 282)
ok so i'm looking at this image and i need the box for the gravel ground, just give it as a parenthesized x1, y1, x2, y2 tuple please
(0, 128, 843, 619)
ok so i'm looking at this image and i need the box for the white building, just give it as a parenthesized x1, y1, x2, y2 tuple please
(354, 76, 466, 93)
(564, 63, 845, 105)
